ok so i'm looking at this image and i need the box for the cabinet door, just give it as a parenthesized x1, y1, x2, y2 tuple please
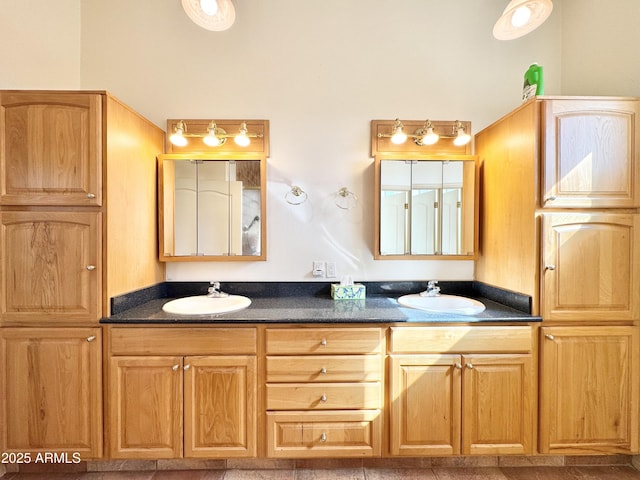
(109, 356, 183, 459)
(0, 327, 102, 458)
(541, 213, 640, 321)
(540, 326, 639, 454)
(461, 354, 534, 455)
(542, 98, 640, 208)
(0, 211, 102, 324)
(184, 356, 256, 458)
(0, 92, 102, 205)
(389, 355, 461, 456)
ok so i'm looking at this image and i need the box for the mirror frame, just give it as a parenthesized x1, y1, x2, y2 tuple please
(374, 154, 478, 260)
(158, 153, 267, 262)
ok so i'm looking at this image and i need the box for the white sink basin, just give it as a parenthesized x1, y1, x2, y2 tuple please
(398, 294, 485, 315)
(162, 295, 251, 315)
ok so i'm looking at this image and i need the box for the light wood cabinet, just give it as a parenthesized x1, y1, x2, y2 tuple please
(541, 98, 640, 209)
(265, 327, 383, 458)
(107, 327, 257, 459)
(389, 326, 535, 456)
(0, 92, 102, 206)
(0, 327, 102, 458)
(539, 326, 639, 454)
(542, 213, 640, 321)
(476, 96, 640, 317)
(0, 211, 101, 324)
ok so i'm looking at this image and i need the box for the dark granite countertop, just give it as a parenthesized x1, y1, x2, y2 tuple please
(102, 281, 541, 325)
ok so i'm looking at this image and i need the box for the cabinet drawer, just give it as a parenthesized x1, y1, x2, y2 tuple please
(266, 383, 381, 410)
(266, 355, 381, 382)
(109, 327, 257, 355)
(266, 410, 381, 458)
(390, 326, 533, 353)
(266, 327, 383, 354)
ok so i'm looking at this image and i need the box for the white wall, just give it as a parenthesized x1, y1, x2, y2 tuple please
(0, 0, 80, 88)
(1, 0, 638, 283)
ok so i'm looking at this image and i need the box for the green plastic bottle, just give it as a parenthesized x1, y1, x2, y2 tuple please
(523, 63, 544, 101)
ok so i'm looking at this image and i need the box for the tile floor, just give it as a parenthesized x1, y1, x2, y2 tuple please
(2, 466, 640, 479)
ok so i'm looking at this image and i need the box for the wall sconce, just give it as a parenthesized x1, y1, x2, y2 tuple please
(493, 0, 553, 40)
(169, 120, 263, 147)
(181, 0, 236, 31)
(378, 119, 471, 147)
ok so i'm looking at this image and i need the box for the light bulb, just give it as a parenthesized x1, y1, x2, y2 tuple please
(453, 129, 471, 146)
(511, 5, 532, 27)
(235, 133, 250, 147)
(203, 133, 221, 147)
(200, 0, 218, 16)
(421, 127, 439, 145)
(169, 123, 188, 147)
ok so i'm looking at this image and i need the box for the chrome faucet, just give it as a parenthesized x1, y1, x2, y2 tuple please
(207, 281, 229, 298)
(419, 280, 441, 297)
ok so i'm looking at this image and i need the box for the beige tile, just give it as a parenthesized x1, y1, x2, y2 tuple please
(564, 454, 632, 466)
(498, 456, 564, 467)
(500, 466, 584, 480)
(226, 459, 295, 470)
(574, 465, 640, 479)
(223, 469, 295, 480)
(363, 458, 427, 469)
(432, 467, 508, 480)
(294, 469, 365, 480)
(86, 460, 156, 472)
(295, 460, 363, 470)
(364, 468, 437, 479)
(84, 473, 156, 480)
(156, 460, 225, 471)
(431, 457, 499, 468)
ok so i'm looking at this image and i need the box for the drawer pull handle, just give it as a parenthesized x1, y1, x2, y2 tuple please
(87, 193, 96, 199)
(320, 394, 327, 403)
(86, 335, 96, 342)
(466, 363, 474, 369)
(183, 364, 191, 371)
(545, 195, 557, 202)
(320, 339, 327, 346)
(454, 362, 462, 369)
(172, 364, 180, 371)
(320, 433, 327, 442)
(320, 367, 327, 374)
(545, 334, 555, 341)
(545, 264, 556, 271)
(86, 265, 96, 271)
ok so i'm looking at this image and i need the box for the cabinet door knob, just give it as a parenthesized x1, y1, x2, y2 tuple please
(320, 394, 327, 402)
(320, 433, 327, 442)
(320, 367, 327, 374)
(545, 334, 555, 341)
(545, 265, 556, 271)
(86, 265, 96, 271)
(466, 363, 474, 369)
(320, 339, 327, 346)
(454, 362, 462, 369)
(545, 195, 557, 202)
(172, 364, 180, 371)
(86, 193, 96, 199)
(183, 364, 191, 371)
(86, 335, 96, 342)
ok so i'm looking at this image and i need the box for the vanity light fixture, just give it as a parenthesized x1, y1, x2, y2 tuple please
(169, 120, 263, 147)
(452, 121, 471, 146)
(181, 0, 236, 32)
(378, 119, 471, 147)
(493, 0, 553, 40)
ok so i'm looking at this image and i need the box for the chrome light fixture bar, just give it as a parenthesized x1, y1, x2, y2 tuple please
(493, 0, 553, 40)
(377, 119, 471, 147)
(169, 120, 263, 147)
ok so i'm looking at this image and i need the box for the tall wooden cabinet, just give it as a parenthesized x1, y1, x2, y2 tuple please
(476, 96, 640, 454)
(0, 90, 165, 458)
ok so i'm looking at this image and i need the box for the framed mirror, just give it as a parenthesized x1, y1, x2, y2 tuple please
(158, 153, 266, 261)
(374, 155, 477, 259)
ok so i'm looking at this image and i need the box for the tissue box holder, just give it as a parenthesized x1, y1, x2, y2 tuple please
(331, 283, 366, 300)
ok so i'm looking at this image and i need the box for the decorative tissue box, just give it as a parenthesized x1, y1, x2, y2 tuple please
(331, 283, 366, 300)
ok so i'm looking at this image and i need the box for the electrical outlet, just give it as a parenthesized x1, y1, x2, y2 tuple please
(326, 261, 337, 278)
(312, 260, 325, 277)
